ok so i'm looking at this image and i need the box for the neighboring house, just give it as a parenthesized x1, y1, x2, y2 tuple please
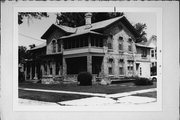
(23, 13, 153, 84)
(146, 35, 157, 76)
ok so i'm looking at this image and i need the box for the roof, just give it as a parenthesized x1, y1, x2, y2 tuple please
(41, 15, 140, 40)
(135, 43, 153, 48)
(76, 16, 123, 33)
(146, 35, 157, 47)
(29, 42, 46, 51)
(41, 24, 76, 39)
(60, 30, 104, 39)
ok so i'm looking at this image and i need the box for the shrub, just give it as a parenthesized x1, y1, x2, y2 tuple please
(77, 72, 92, 86)
(134, 77, 153, 86)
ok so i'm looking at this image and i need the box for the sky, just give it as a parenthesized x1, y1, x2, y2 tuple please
(18, 12, 156, 49)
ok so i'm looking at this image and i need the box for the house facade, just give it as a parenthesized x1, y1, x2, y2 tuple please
(23, 13, 153, 84)
(147, 35, 157, 75)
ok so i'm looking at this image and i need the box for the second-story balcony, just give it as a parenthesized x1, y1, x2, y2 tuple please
(60, 30, 106, 56)
(63, 46, 105, 55)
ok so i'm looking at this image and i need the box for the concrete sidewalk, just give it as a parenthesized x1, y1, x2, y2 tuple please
(19, 88, 157, 106)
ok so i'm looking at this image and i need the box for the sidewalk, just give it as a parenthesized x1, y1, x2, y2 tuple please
(19, 88, 157, 106)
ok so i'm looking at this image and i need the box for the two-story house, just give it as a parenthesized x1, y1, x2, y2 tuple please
(147, 35, 157, 76)
(23, 13, 152, 84)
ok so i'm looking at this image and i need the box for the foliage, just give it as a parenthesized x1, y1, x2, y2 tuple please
(56, 12, 124, 27)
(18, 46, 28, 64)
(134, 77, 153, 86)
(18, 12, 49, 25)
(134, 23, 147, 42)
(29, 44, 36, 49)
(77, 72, 92, 86)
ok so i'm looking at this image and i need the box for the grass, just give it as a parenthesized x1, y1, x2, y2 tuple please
(19, 82, 156, 94)
(132, 91, 157, 98)
(19, 90, 93, 102)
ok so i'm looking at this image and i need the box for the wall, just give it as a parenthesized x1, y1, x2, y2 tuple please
(103, 21, 137, 78)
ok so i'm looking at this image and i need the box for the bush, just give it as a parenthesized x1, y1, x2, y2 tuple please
(77, 72, 92, 86)
(134, 77, 153, 86)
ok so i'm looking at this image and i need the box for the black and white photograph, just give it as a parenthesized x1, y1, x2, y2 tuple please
(17, 10, 160, 109)
(1, 1, 179, 120)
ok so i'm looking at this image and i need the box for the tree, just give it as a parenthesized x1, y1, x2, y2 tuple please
(56, 12, 124, 27)
(134, 23, 147, 42)
(18, 12, 49, 25)
(18, 46, 28, 64)
(29, 44, 36, 49)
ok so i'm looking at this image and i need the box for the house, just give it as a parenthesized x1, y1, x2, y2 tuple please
(23, 13, 153, 84)
(147, 35, 157, 76)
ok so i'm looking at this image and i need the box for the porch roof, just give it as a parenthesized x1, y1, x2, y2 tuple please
(135, 43, 153, 48)
(59, 30, 104, 39)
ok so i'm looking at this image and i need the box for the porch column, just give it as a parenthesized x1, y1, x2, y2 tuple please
(88, 35, 91, 52)
(52, 61, 56, 75)
(124, 56, 128, 76)
(87, 55, 92, 74)
(47, 61, 50, 75)
(24, 64, 27, 80)
(34, 64, 38, 80)
(29, 64, 32, 80)
(62, 58, 67, 77)
(41, 64, 44, 77)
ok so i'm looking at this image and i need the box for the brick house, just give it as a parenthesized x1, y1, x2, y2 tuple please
(23, 13, 153, 84)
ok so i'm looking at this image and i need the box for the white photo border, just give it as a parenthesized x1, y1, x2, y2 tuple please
(13, 6, 162, 111)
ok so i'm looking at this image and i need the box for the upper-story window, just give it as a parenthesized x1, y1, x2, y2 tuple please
(52, 40, 56, 53)
(128, 38, 133, 52)
(107, 35, 113, 51)
(151, 49, 154, 57)
(118, 36, 123, 51)
(142, 48, 147, 57)
(57, 40, 61, 52)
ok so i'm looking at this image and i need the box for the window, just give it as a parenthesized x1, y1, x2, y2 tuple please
(127, 60, 134, 75)
(119, 67, 123, 75)
(128, 45, 132, 51)
(140, 67, 142, 76)
(108, 58, 114, 75)
(119, 59, 124, 75)
(155, 49, 157, 59)
(52, 40, 56, 53)
(108, 42, 112, 50)
(151, 50, 154, 57)
(108, 67, 113, 75)
(107, 35, 113, 51)
(142, 48, 147, 57)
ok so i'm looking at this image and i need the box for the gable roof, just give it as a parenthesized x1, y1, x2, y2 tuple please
(146, 35, 157, 48)
(41, 24, 76, 39)
(41, 15, 140, 40)
(60, 30, 104, 39)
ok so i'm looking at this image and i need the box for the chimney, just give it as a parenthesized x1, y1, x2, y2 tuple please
(85, 12, 92, 29)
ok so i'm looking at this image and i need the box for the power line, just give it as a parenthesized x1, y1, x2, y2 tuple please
(19, 33, 45, 42)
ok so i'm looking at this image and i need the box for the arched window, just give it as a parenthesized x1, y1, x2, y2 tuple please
(118, 36, 123, 51)
(119, 59, 124, 75)
(107, 58, 114, 75)
(107, 35, 113, 51)
(52, 40, 56, 53)
(128, 38, 133, 52)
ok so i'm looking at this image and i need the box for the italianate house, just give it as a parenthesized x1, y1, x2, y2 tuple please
(23, 13, 153, 84)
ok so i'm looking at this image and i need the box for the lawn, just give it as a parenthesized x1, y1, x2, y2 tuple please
(132, 91, 157, 98)
(19, 90, 93, 102)
(19, 82, 156, 94)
